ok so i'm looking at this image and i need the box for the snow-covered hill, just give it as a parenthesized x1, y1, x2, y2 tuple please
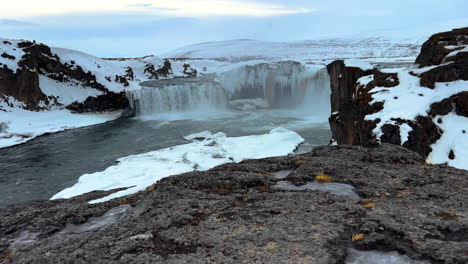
(0, 38, 196, 148)
(163, 37, 423, 65)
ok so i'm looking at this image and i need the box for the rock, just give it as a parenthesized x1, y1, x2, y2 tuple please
(0, 144, 467, 263)
(157, 59, 173, 77)
(326, 60, 377, 145)
(66, 91, 129, 113)
(327, 27, 468, 159)
(415, 27, 468, 67)
(0, 41, 109, 111)
(1, 53, 15, 60)
(183, 63, 197, 77)
(143, 63, 159, 79)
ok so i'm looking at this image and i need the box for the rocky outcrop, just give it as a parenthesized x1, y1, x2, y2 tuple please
(0, 40, 113, 111)
(415, 27, 468, 67)
(328, 28, 468, 161)
(327, 60, 377, 145)
(1, 144, 467, 263)
(66, 91, 129, 113)
(0, 63, 45, 110)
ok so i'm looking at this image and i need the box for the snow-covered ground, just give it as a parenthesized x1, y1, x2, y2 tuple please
(51, 128, 304, 203)
(0, 97, 121, 148)
(163, 37, 422, 65)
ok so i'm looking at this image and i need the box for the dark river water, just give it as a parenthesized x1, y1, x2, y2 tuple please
(0, 110, 331, 207)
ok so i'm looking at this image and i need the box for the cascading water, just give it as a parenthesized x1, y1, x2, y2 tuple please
(218, 61, 331, 113)
(126, 78, 227, 115)
(126, 61, 331, 117)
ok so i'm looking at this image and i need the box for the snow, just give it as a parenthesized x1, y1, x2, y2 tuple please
(399, 123, 413, 145)
(365, 70, 468, 144)
(51, 128, 304, 203)
(357, 75, 374, 86)
(445, 45, 468, 58)
(0, 38, 26, 72)
(0, 98, 121, 148)
(183, 131, 214, 141)
(343, 59, 374, 71)
(427, 113, 468, 170)
(346, 249, 428, 264)
(163, 37, 421, 65)
(39, 75, 103, 105)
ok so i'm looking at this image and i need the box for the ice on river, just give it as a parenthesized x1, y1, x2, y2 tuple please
(51, 127, 304, 203)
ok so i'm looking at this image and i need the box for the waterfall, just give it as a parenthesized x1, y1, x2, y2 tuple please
(218, 62, 331, 113)
(126, 62, 331, 117)
(126, 78, 227, 115)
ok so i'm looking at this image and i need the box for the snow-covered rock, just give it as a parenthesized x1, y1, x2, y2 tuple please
(328, 27, 468, 170)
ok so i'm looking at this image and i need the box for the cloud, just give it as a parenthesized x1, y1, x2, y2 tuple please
(0, 0, 313, 18)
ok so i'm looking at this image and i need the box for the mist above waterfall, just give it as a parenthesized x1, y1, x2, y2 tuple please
(126, 61, 331, 121)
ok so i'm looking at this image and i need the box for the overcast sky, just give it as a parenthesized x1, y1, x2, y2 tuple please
(1, 0, 467, 57)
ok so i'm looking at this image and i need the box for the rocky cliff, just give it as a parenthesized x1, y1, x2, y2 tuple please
(327, 28, 468, 169)
(1, 144, 467, 263)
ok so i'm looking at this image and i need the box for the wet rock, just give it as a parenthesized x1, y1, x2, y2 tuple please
(0, 144, 466, 263)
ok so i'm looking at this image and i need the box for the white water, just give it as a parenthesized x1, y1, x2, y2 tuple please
(126, 78, 227, 115)
(126, 62, 331, 117)
(219, 62, 331, 111)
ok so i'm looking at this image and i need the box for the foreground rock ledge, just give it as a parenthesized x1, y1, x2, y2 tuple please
(1, 144, 467, 263)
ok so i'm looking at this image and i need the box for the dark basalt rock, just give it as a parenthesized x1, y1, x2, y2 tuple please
(0, 65, 46, 110)
(144, 63, 159, 79)
(415, 27, 468, 68)
(327, 60, 377, 146)
(0, 144, 467, 263)
(183, 63, 197, 77)
(328, 28, 467, 159)
(114, 75, 129, 87)
(157, 59, 173, 77)
(430, 91, 468, 118)
(1, 53, 15, 60)
(419, 52, 468, 88)
(66, 91, 129, 113)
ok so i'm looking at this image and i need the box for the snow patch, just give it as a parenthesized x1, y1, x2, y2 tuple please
(427, 113, 468, 170)
(0, 99, 121, 148)
(39, 75, 103, 105)
(399, 123, 413, 145)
